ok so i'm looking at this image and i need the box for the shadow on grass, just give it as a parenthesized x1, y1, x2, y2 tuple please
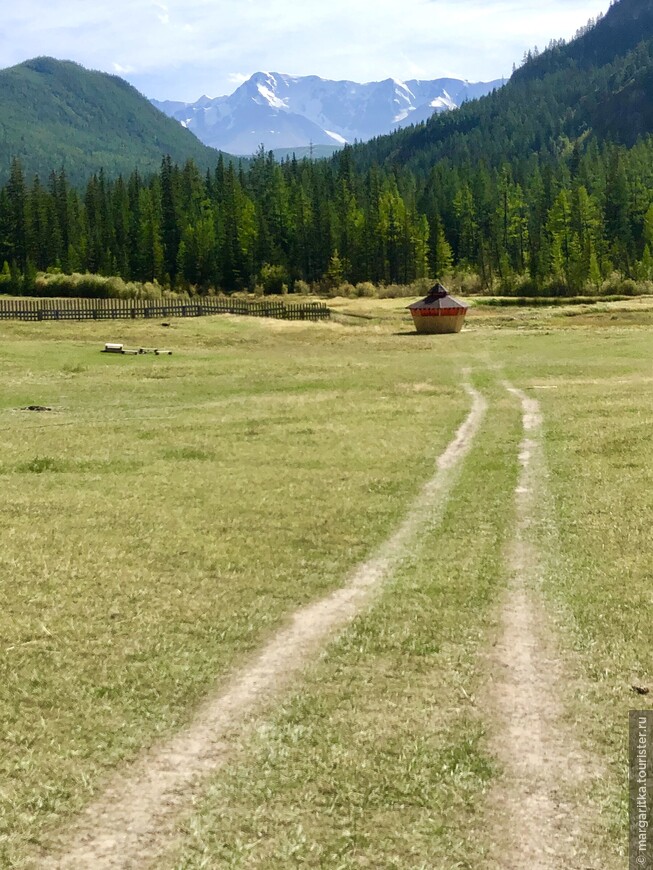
(392, 331, 461, 337)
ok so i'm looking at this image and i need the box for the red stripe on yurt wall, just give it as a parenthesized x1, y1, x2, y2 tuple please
(413, 308, 467, 317)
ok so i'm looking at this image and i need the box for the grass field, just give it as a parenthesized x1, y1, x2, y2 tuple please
(1, 300, 652, 867)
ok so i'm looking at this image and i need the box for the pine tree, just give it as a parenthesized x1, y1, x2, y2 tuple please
(6, 159, 27, 270)
(430, 217, 453, 278)
(160, 155, 182, 282)
(604, 147, 633, 274)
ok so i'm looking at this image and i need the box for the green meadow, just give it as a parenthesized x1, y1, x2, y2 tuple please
(0, 299, 651, 867)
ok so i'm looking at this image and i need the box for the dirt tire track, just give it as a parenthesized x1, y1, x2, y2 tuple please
(482, 383, 597, 869)
(38, 381, 486, 870)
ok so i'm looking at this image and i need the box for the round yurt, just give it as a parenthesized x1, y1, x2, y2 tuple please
(407, 283, 468, 334)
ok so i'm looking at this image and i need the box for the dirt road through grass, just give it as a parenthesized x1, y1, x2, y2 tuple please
(483, 383, 598, 868)
(39, 381, 486, 870)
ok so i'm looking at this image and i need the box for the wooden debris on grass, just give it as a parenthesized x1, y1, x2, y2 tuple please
(102, 343, 172, 356)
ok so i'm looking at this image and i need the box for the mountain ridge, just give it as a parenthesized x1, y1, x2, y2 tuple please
(152, 71, 504, 155)
(0, 57, 228, 185)
(343, 0, 653, 175)
(3, 1, 653, 296)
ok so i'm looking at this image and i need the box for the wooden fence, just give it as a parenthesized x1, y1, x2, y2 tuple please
(0, 296, 331, 322)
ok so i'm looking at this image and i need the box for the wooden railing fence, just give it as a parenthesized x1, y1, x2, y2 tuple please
(0, 296, 331, 322)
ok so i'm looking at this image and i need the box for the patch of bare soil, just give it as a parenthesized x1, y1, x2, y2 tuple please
(481, 384, 601, 869)
(37, 383, 486, 870)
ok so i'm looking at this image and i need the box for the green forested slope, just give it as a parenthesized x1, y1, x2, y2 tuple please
(348, 0, 653, 175)
(0, 57, 225, 185)
(4, 2, 653, 295)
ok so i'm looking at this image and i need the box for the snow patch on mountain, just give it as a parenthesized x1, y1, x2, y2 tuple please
(256, 83, 287, 109)
(325, 130, 347, 145)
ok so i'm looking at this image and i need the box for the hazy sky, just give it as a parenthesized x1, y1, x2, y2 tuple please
(2, 0, 610, 101)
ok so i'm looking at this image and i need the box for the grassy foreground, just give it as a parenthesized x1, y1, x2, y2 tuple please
(0, 314, 470, 866)
(499, 326, 653, 860)
(162, 306, 653, 868)
(165, 380, 521, 869)
(0, 300, 652, 867)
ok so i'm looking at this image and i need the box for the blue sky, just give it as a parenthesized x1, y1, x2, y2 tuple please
(1, 0, 610, 101)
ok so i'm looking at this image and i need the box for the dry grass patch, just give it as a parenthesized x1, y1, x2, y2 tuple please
(495, 328, 653, 863)
(161, 379, 522, 869)
(2, 309, 651, 867)
(0, 315, 470, 867)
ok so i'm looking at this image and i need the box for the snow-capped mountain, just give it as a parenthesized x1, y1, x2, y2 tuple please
(152, 72, 504, 155)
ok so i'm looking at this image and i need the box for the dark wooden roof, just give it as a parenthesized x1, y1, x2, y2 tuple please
(407, 282, 467, 311)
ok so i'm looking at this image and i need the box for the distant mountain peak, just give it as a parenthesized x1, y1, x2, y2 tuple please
(152, 71, 503, 155)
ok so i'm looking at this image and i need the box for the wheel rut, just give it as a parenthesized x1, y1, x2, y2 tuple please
(482, 382, 598, 869)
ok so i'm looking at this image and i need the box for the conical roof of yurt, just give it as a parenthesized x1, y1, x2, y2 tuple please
(407, 282, 468, 334)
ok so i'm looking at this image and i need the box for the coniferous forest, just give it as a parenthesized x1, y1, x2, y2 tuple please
(3, 0, 653, 298)
(3, 139, 653, 298)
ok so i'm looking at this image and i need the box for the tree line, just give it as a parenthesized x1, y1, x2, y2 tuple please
(2, 134, 653, 296)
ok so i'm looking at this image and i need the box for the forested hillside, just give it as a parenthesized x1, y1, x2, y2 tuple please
(2, 136, 653, 296)
(349, 0, 653, 173)
(0, 58, 225, 186)
(3, 0, 653, 296)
